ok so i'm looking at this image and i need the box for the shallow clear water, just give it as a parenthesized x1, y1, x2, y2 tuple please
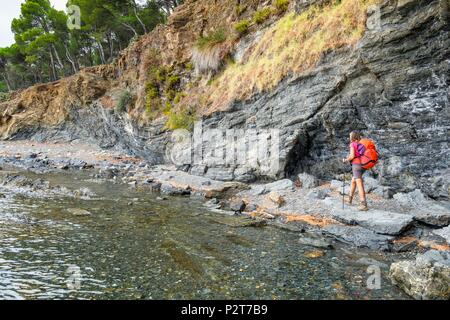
(0, 170, 409, 300)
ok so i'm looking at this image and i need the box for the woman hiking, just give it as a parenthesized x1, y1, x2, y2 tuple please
(343, 131, 369, 211)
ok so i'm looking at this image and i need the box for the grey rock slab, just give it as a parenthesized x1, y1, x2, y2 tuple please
(331, 208, 414, 236)
(323, 224, 393, 251)
(264, 179, 294, 192)
(433, 226, 450, 245)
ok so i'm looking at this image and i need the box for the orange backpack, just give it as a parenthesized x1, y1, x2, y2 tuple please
(356, 139, 379, 170)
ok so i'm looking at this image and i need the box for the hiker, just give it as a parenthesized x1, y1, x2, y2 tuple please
(343, 131, 369, 211)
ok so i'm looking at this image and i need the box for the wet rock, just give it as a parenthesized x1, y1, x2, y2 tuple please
(209, 215, 267, 228)
(297, 173, 318, 189)
(330, 209, 414, 236)
(298, 233, 334, 249)
(355, 257, 389, 269)
(304, 250, 325, 258)
(390, 250, 450, 300)
(67, 208, 92, 216)
(229, 199, 246, 213)
(433, 226, 450, 245)
(264, 179, 294, 192)
(323, 225, 393, 251)
(160, 183, 190, 196)
(73, 187, 95, 198)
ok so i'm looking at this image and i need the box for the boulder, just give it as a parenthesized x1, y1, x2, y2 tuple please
(390, 250, 450, 300)
(330, 209, 414, 236)
(433, 226, 450, 245)
(229, 199, 246, 212)
(297, 173, 319, 189)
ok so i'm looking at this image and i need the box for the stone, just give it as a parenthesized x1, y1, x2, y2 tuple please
(229, 199, 246, 212)
(67, 208, 92, 216)
(323, 225, 393, 251)
(330, 209, 414, 236)
(389, 250, 450, 300)
(409, 210, 450, 227)
(297, 173, 319, 189)
(266, 192, 285, 207)
(372, 186, 394, 199)
(248, 185, 267, 196)
(298, 233, 334, 249)
(160, 183, 190, 196)
(190, 165, 207, 176)
(264, 179, 294, 192)
(433, 226, 450, 245)
(204, 167, 234, 181)
(307, 188, 330, 200)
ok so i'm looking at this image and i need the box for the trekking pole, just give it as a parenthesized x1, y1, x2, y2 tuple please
(342, 172, 345, 210)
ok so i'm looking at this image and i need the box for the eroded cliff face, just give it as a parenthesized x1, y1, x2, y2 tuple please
(0, 0, 449, 199)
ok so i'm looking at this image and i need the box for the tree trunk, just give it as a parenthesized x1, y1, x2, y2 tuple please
(120, 22, 138, 37)
(65, 45, 78, 74)
(52, 44, 65, 76)
(132, 1, 147, 34)
(49, 49, 58, 81)
(95, 40, 106, 65)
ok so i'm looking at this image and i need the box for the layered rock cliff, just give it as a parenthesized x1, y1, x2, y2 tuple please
(0, 0, 449, 199)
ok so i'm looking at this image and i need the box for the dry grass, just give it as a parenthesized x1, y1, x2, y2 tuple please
(200, 0, 379, 113)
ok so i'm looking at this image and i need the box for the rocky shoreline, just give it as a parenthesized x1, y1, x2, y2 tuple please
(0, 140, 449, 299)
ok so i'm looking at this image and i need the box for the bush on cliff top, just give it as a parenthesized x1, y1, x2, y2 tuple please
(253, 7, 273, 24)
(203, 0, 379, 113)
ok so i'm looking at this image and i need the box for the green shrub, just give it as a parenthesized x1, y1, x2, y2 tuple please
(253, 7, 272, 24)
(234, 19, 251, 35)
(195, 29, 227, 50)
(173, 92, 186, 104)
(184, 62, 194, 71)
(115, 90, 132, 113)
(0, 92, 11, 103)
(164, 107, 197, 131)
(235, 4, 245, 16)
(166, 75, 180, 89)
(273, 0, 290, 13)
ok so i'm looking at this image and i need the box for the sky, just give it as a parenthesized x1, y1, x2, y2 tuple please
(0, 0, 68, 48)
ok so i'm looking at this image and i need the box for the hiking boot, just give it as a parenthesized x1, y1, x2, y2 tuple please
(346, 195, 354, 206)
(358, 200, 368, 211)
